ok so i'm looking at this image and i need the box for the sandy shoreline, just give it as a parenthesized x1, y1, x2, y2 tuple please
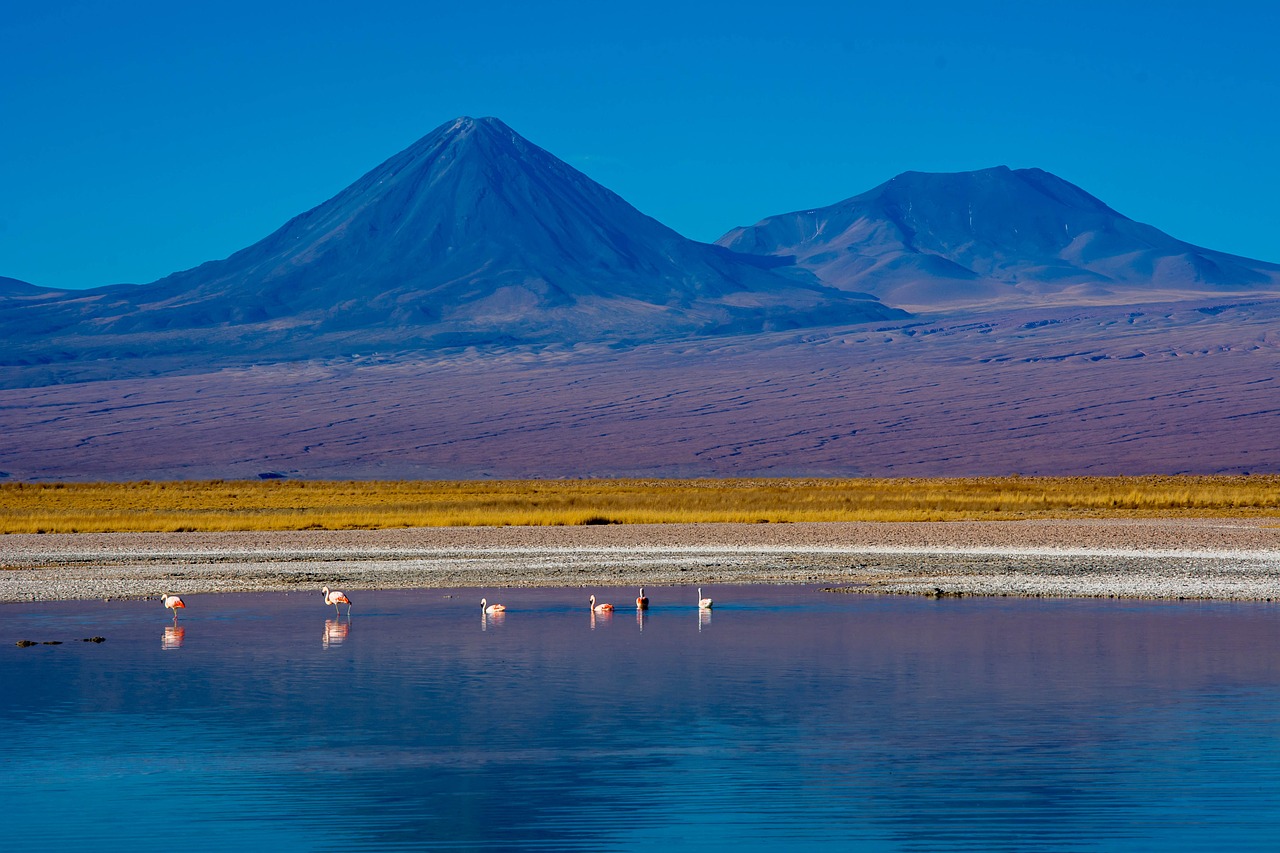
(3, 518, 1279, 603)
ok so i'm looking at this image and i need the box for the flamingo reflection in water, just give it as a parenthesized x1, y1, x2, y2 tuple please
(162, 625, 185, 650)
(698, 608, 711, 632)
(322, 619, 350, 649)
(636, 608, 647, 632)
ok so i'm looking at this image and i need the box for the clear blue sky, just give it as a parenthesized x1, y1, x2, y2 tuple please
(3, 0, 1277, 289)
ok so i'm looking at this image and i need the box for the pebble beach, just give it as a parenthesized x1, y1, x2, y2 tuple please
(3, 517, 1280, 603)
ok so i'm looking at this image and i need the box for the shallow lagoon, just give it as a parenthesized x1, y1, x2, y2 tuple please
(5, 585, 1280, 851)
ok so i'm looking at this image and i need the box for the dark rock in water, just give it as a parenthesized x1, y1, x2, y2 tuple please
(923, 587, 964, 599)
(16, 639, 37, 647)
(41, 640, 63, 645)
(80, 637, 106, 643)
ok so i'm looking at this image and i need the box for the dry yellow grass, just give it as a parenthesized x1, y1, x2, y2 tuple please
(1, 476, 1277, 534)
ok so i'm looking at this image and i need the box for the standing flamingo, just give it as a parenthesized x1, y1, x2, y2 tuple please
(160, 593, 186, 622)
(589, 594, 614, 613)
(481, 598, 507, 614)
(322, 585, 352, 618)
(698, 588, 713, 610)
(636, 587, 649, 610)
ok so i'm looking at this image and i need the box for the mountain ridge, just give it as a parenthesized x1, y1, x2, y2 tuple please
(717, 166, 1280, 310)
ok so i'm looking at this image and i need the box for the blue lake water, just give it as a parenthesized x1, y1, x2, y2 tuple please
(4, 584, 1280, 851)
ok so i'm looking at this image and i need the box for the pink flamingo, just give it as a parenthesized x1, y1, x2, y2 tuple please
(589, 594, 614, 613)
(481, 598, 507, 614)
(698, 588, 714, 610)
(322, 586, 352, 618)
(160, 593, 186, 622)
(636, 587, 649, 610)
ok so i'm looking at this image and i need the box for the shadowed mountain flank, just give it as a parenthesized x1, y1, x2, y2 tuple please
(0, 117, 902, 380)
(718, 167, 1280, 310)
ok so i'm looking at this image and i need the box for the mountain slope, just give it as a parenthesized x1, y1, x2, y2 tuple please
(718, 166, 1280, 310)
(0, 117, 902, 373)
(0, 276, 58, 297)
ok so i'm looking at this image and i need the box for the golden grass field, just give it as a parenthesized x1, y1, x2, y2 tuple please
(1, 476, 1277, 534)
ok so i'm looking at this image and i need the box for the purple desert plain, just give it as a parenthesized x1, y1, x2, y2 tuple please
(1, 117, 1278, 481)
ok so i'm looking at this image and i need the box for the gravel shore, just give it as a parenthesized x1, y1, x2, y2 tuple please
(2, 518, 1279, 603)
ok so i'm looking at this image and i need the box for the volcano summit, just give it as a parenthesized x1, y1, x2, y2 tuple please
(0, 117, 901, 381)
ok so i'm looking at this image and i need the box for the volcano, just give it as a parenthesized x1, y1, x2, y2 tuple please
(0, 117, 901, 378)
(717, 166, 1280, 310)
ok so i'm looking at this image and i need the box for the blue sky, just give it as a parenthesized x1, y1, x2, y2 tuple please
(3, 0, 1277, 289)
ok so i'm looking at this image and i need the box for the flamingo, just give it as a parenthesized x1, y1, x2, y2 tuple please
(589, 594, 614, 613)
(636, 587, 649, 610)
(160, 593, 185, 621)
(322, 585, 352, 618)
(698, 588, 713, 610)
(481, 597, 507, 614)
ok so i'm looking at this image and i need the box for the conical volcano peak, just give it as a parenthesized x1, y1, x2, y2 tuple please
(378, 115, 520, 171)
(438, 115, 518, 142)
(20, 114, 901, 352)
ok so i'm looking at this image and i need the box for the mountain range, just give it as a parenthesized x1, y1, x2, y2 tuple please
(2, 117, 1277, 479)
